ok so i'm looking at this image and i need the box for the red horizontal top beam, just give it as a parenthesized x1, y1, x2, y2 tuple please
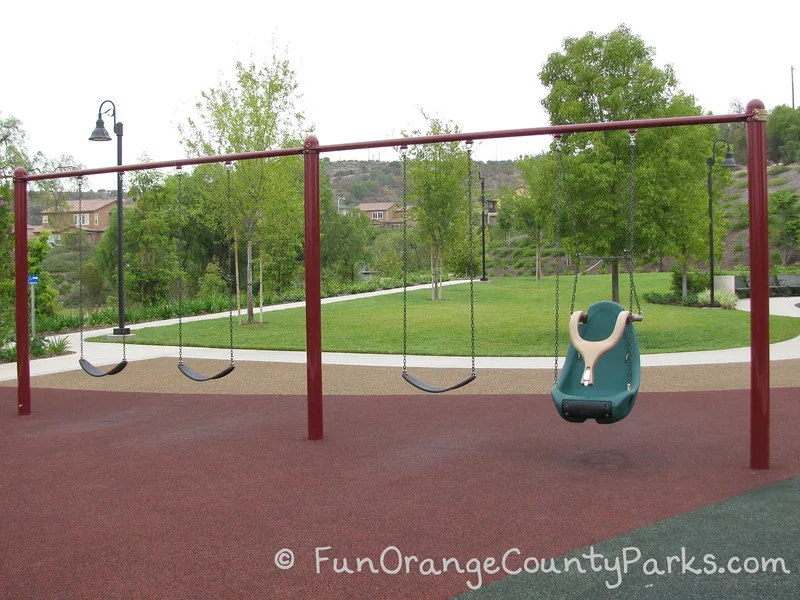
(318, 111, 751, 153)
(20, 147, 305, 182)
(19, 110, 751, 182)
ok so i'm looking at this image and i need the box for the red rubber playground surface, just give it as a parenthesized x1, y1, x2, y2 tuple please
(1, 387, 799, 599)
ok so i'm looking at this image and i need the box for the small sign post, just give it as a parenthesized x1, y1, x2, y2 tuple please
(28, 274, 39, 338)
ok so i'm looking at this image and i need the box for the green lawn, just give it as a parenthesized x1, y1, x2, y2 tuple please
(90, 274, 800, 356)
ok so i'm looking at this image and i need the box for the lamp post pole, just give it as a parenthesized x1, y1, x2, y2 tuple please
(479, 171, 488, 281)
(90, 100, 129, 335)
(706, 138, 737, 307)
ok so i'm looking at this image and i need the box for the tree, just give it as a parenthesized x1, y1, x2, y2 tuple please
(766, 105, 800, 164)
(509, 155, 556, 280)
(26, 235, 60, 318)
(2, 113, 78, 212)
(122, 168, 179, 305)
(1, 114, 28, 174)
(180, 54, 309, 323)
(0, 183, 14, 344)
(717, 99, 748, 165)
(637, 94, 724, 298)
(320, 168, 373, 282)
(539, 25, 716, 302)
(404, 115, 471, 300)
(768, 190, 800, 265)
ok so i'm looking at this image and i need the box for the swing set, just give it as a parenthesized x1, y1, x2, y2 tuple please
(11, 100, 773, 469)
(72, 165, 238, 382)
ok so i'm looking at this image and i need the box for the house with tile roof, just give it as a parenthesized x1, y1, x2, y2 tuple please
(40, 198, 117, 246)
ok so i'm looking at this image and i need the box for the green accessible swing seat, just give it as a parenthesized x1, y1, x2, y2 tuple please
(549, 130, 643, 424)
(552, 301, 640, 424)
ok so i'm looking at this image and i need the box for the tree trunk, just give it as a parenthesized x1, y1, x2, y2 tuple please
(246, 241, 254, 324)
(234, 229, 241, 326)
(611, 260, 620, 303)
(259, 246, 263, 324)
(430, 242, 443, 301)
(681, 263, 688, 299)
(535, 235, 542, 281)
(431, 244, 436, 301)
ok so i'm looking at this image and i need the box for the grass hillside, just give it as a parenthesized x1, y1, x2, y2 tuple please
(720, 163, 800, 269)
(324, 159, 521, 208)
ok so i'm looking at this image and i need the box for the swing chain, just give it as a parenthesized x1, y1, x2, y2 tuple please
(177, 166, 184, 365)
(226, 162, 235, 367)
(626, 129, 640, 390)
(626, 130, 642, 318)
(400, 146, 408, 375)
(119, 170, 127, 362)
(77, 177, 85, 360)
(562, 146, 580, 317)
(466, 141, 476, 376)
(553, 135, 563, 385)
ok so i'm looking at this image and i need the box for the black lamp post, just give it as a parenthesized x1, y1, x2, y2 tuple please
(89, 100, 129, 335)
(478, 169, 488, 281)
(707, 138, 737, 307)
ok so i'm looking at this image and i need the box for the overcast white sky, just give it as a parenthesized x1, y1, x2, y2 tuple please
(5, 0, 798, 190)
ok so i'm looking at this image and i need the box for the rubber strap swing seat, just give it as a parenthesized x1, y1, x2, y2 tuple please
(401, 372, 477, 394)
(399, 142, 478, 394)
(175, 164, 236, 382)
(76, 176, 128, 378)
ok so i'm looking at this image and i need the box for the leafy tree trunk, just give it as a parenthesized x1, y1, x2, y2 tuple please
(246, 241, 254, 324)
(681, 263, 689, 298)
(431, 242, 442, 301)
(259, 246, 264, 324)
(611, 260, 620, 303)
(535, 235, 542, 281)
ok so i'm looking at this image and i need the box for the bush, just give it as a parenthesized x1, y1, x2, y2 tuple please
(697, 288, 711, 306)
(768, 177, 790, 187)
(199, 258, 229, 298)
(681, 293, 700, 307)
(767, 165, 790, 176)
(643, 291, 674, 305)
(670, 266, 710, 297)
(716, 290, 739, 310)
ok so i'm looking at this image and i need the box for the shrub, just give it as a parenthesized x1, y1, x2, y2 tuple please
(696, 288, 711, 306)
(643, 292, 674, 305)
(767, 165, 790, 176)
(670, 266, 710, 297)
(681, 293, 700, 307)
(199, 258, 229, 298)
(767, 177, 790, 187)
(0, 346, 16, 363)
(45, 336, 70, 354)
(716, 290, 739, 310)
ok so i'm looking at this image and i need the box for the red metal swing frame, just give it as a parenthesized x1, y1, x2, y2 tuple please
(12, 100, 771, 469)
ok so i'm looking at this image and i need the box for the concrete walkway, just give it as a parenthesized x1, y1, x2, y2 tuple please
(1, 286, 798, 382)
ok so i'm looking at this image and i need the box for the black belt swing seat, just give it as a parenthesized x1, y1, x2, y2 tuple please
(76, 176, 128, 378)
(175, 164, 236, 382)
(399, 142, 478, 394)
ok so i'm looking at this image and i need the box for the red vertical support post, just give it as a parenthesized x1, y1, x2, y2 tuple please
(14, 168, 31, 416)
(303, 136, 323, 440)
(746, 99, 769, 469)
